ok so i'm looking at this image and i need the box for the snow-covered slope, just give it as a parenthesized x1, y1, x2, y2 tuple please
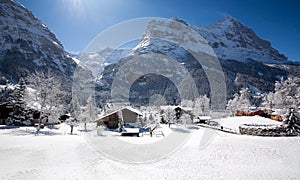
(193, 18, 287, 62)
(79, 47, 132, 77)
(0, 0, 86, 82)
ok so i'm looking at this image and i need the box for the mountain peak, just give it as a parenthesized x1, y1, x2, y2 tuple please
(192, 18, 288, 62)
(218, 17, 241, 25)
(136, 17, 287, 62)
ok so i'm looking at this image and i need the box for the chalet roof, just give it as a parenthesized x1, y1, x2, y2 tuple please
(198, 116, 212, 120)
(160, 105, 193, 111)
(95, 107, 143, 122)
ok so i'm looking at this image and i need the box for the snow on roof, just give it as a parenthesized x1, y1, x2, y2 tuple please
(95, 106, 142, 121)
(160, 106, 193, 111)
(123, 128, 140, 133)
(198, 116, 212, 120)
(123, 106, 143, 115)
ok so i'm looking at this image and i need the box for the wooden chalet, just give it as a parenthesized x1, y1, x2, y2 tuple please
(96, 107, 143, 129)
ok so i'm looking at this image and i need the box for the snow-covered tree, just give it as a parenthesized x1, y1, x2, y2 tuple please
(7, 78, 28, 125)
(70, 95, 81, 120)
(181, 99, 194, 108)
(226, 87, 252, 113)
(265, 77, 300, 113)
(226, 93, 239, 114)
(239, 87, 252, 111)
(26, 70, 66, 128)
(134, 115, 144, 128)
(164, 107, 176, 127)
(193, 95, 210, 116)
(80, 96, 96, 130)
(147, 112, 159, 137)
(0, 81, 14, 103)
(261, 92, 274, 110)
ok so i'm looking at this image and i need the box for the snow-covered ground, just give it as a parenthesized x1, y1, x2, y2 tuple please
(215, 116, 283, 132)
(0, 118, 299, 179)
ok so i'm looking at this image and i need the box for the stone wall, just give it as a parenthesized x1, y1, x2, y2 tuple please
(239, 124, 298, 136)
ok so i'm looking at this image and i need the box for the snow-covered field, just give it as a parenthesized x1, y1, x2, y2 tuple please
(215, 115, 283, 132)
(0, 117, 300, 179)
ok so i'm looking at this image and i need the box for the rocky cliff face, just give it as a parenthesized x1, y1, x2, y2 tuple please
(193, 18, 287, 62)
(96, 18, 299, 106)
(0, 0, 87, 84)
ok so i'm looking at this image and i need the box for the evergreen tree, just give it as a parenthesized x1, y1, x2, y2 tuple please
(239, 87, 252, 111)
(0, 81, 14, 103)
(7, 78, 27, 125)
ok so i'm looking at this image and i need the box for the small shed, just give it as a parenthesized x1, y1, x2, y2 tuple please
(96, 107, 143, 129)
(195, 116, 212, 124)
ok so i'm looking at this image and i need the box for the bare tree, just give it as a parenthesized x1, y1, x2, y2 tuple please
(164, 107, 176, 127)
(26, 70, 66, 131)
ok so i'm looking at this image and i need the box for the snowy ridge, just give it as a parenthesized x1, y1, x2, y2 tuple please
(79, 47, 132, 77)
(192, 18, 288, 62)
(0, 0, 83, 82)
(0, 0, 63, 52)
(132, 18, 288, 63)
(134, 19, 215, 57)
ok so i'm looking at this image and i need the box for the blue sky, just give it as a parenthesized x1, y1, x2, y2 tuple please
(18, 0, 299, 60)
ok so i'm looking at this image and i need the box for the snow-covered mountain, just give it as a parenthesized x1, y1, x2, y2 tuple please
(97, 18, 300, 105)
(78, 47, 132, 77)
(193, 18, 287, 62)
(132, 18, 287, 63)
(0, 0, 90, 84)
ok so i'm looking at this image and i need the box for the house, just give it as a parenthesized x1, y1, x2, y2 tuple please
(95, 107, 143, 129)
(160, 106, 193, 120)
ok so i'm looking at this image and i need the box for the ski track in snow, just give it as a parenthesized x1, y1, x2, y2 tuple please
(0, 119, 299, 179)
